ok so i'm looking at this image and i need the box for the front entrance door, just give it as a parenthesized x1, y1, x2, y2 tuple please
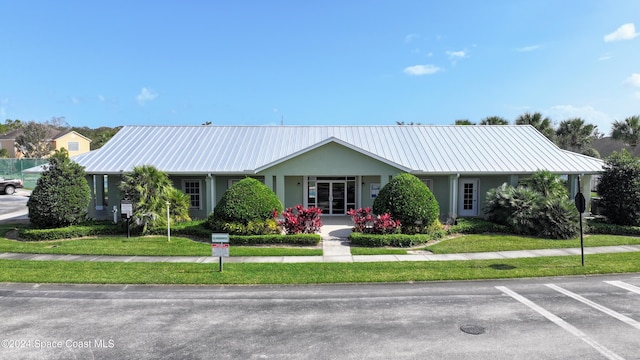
(458, 179, 479, 217)
(316, 181, 346, 215)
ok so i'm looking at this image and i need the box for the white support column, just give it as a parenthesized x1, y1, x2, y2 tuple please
(264, 174, 274, 191)
(275, 175, 285, 208)
(206, 174, 216, 213)
(582, 174, 592, 214)
(303, 176, 309, 208)
(356, 175, 362, 210)
(449, 174, 460, 219)
(568, 174, 579, 198)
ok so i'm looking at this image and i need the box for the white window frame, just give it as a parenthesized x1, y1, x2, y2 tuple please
(182, 179, 202, 210)
(67, 141, 80, 151)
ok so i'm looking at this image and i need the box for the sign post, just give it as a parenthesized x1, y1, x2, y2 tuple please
(211, 233, 230, 272)
(121, 200, 133, 239)
(574, 176, 586, 267)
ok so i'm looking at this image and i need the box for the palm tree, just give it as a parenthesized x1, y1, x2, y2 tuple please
(119, 165, 173, 233)
(611, 115, 640, 148)
(515, 112, 555, 141)
(454, 119, 475, 125)
(479, 116, 509, 125)
(555, 118, 598, 153)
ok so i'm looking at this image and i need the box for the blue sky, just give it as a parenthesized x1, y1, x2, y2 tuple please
(1, 1, 639, 134)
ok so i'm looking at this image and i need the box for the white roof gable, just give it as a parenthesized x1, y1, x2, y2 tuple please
(73, 125, 604, 175)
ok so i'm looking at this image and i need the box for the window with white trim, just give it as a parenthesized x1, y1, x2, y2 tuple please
(67, 141, 79, 151)
(182, 180, 201, 209)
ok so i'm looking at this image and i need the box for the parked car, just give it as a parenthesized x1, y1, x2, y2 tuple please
(0, 178, 23, 195)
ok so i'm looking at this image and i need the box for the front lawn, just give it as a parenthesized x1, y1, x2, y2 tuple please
(425, 234, 640, 254)
(0, 235, 321, 257)
(0, 223, 321, 257)
(1, 252, 639, 284)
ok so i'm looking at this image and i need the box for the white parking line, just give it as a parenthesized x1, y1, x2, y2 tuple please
(496, 286, 625, 360)
(545, 284, 640, 331)
(605, 281, 640, 295)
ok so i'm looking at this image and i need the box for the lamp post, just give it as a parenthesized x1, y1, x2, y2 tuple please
(166, 201, 171, 242)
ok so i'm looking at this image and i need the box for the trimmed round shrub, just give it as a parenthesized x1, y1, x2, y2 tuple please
(372, 173, 440, 234)
(28, 149, 91, 228)
(209, 177, 283, 226)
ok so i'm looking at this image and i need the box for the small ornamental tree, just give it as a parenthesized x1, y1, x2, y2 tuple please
(597, 149, 640, 226)
(372, 173, 439, 234)
(27, 148, 91, 228)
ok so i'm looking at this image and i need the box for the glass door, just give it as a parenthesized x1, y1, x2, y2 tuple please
(331, 182, 345, 215)
(315, 181, 346, 215)
(316, 182, 331, 214)
(458, 179, 479, 217)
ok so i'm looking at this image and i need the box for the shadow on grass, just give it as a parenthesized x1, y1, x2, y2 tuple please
(489, 264, 517, 270)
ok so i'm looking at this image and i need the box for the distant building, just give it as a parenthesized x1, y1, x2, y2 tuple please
(591, 137, 640, 159)
(0, 129, 92, 158)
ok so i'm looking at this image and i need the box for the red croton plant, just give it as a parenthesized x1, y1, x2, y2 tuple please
(347, 207, 400, 235)
(277, 204, 323, 234)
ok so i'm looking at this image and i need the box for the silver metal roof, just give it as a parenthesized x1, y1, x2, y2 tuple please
(72, 125, 604, 175)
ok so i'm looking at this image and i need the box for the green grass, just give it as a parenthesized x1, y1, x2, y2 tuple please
(350, 247, 407, 255)
(1, 252, 639, 284)
(425, 234, 640, 254)
(0, 236, 321, 257)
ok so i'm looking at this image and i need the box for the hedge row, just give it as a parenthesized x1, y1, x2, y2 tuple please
(17, 221, 320, 246)
(586, 219, 640, 236)
(18, 223, 123, 241)
(350, 231, 445, 248)
(228, 234, 320, 246)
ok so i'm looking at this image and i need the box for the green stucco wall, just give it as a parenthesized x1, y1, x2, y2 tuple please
(261, 142, 403, 178)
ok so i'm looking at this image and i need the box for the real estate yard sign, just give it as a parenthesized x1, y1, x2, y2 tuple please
(212, 233, 230, 272)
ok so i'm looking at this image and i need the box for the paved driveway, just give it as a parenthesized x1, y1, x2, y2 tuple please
(0, 190, 29, 221)
(1, 274, 639, 359)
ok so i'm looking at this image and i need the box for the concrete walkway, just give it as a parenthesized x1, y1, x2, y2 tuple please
(320, 216, 353, 262)
(1, 245, 640, 264)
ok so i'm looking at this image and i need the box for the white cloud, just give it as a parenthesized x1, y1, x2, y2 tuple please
(598, 54, 612, 61)
(625, 73, 640, 87)
(403, 64, 442, 76)
(446, 50, 467, 59)
(604, 23, 638, 42)
(404, 33, 420, 43)
(136, 87, 158, 105)
(516, 45, 541, 52)
(635, 92, 640, 100)
(546, 104, 613, 134)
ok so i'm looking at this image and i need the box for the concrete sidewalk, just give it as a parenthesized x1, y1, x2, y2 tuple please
(1, 245, 639, 264)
